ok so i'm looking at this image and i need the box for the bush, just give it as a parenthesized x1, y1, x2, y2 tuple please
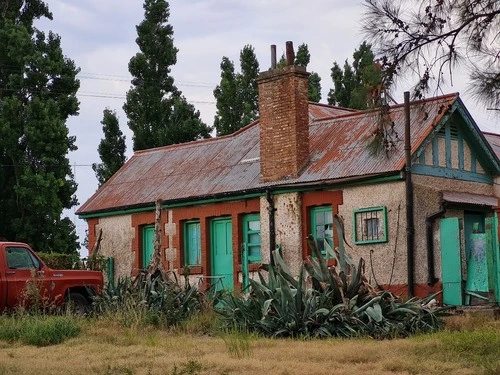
(37, 252, 80, 270)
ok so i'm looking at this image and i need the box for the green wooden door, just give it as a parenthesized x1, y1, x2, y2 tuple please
(211, 218, 233, 291)
(440, 217, 463, 306)
(490, 215, 500, 303)
(142, 225, 155, 269)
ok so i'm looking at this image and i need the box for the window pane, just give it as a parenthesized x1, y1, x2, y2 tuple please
(248, 220, 260, 231)
(248, 233, 260, 244)
(315, 212, 324, 225)
(248, 245, 261, 258)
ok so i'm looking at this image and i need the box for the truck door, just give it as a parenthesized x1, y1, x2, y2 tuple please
(4, 246, 45, 308)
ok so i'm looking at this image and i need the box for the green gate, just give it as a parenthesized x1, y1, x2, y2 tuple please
(211, 217, 233, 291)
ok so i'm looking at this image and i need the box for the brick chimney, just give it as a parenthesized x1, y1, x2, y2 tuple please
(257, 41, 310, 183)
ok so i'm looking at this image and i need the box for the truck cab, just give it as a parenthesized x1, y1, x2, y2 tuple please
(0, 242, 103, 312)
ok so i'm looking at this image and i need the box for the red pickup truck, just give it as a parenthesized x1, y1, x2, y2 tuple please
(0, 242, 103, 313)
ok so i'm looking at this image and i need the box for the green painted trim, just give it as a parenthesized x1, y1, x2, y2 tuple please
(184, 220, 201, 266)
(353, 206, 388, 245)
(458, 133, 464, 170)
(445, 123, 452, 169)
(163, 192, 264, 209)
(242, 213, 261, 263)
(432, 137, 439, 167)
(310, 206, 333, 257)
(412, 164, 492, 183)
(79, 205, 156, 219)
(419, 151, 425, 166)
(471, 152, 477, 173)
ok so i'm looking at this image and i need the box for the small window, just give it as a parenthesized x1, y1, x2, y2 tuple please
(6, 247, 40, 269)
(242, 214, 261, 263)
(310, 206, 333, 257)
(353, 206, 388, 244)
(184, 221, 201, 266)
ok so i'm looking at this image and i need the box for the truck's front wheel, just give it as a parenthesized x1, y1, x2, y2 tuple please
(64, 293, 89, 315)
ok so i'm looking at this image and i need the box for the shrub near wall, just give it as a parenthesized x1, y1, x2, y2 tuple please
(37, 252, 80, 270)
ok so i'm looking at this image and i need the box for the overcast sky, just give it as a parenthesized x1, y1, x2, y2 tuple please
(35, 0, 500, 256)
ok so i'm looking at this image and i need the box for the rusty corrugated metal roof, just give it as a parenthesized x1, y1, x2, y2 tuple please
(77, 95, 460, 215)
(483, 132, 500, 160)
(442, 191, 498, 207)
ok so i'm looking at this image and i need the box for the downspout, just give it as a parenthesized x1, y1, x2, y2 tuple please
(266, 189, 276, 265)
(404, 92, 415, 297)
(426, 208, 445, 286)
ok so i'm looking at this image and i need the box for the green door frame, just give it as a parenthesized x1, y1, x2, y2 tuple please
(142, 225, 155, 269)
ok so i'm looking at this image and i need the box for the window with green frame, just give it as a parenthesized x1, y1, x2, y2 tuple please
(242, 214, 261, 263)
(353, 206, 388, 244)
(184, 220, 201, 266)
(310, 206, 333, 257)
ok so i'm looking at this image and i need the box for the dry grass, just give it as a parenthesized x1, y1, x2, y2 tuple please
(0, 315, 498, 375)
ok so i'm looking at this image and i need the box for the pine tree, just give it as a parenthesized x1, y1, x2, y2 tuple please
(124, 0, 211, 151)
(364, 0, 499, 108)
(0, 0, 80, 254)
(92, 109, 126, 187)
(328, 42, 381, 109)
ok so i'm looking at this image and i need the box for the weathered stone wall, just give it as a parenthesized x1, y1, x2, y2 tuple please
(260, 192, 303, 275)
(96, 215, 135, 279)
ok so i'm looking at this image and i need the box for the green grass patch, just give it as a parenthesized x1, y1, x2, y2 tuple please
(0, 315, 82, 346)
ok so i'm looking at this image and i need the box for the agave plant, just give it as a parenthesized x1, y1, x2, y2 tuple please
(94, 273, 206, 328)
(217, 215, 445, 339)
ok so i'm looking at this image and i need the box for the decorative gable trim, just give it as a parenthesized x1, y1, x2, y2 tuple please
(412, 97, 500, 184)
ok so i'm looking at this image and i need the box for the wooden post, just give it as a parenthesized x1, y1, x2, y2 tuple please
(147, 199, 170, 281)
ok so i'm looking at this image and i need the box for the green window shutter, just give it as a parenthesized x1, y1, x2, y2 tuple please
(242, 214, 261, 263)
(184, 221, 201, 266)
(310, 206, 333, 257)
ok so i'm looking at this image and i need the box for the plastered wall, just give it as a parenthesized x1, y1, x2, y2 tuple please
(339, 181, 408, 286)
(95, 215, 135, 279)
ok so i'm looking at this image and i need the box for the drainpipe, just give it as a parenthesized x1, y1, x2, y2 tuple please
(404, 91, 415, 297)
(426, 209, 445, 285)
(266, 189, 276, 265)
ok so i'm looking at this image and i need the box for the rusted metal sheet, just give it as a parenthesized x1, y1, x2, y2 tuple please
(442, 191, 498, 207)
(77, 94, 461, 215)
(483, 132, 500, 160)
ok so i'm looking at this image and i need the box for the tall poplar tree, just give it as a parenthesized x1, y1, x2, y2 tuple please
(238, 45, 260, 126)
(214, 45, 259, 136)
(0, 0, 80, 254)
(295, 43, 322, 103)
(213, 57, 242, 136)
(277, 43, 322, 102)
(92, 109, 126, 187)
(124, 0, 211, 151)
(328, 42, 381, 109)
